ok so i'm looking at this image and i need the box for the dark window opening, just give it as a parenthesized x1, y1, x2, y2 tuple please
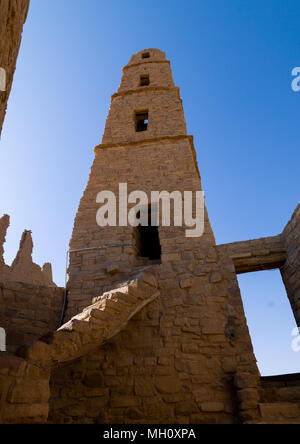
(140, 75, 150, 86)
(142, 52, 150, 59)
(135, 207, 161, 261)
(135, 111, 148, 132)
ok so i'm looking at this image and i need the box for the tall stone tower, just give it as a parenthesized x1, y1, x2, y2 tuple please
(67, 48, 215, 318)
(55, 49, 260, 424)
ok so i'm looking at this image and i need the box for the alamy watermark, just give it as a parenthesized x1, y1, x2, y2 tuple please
(0, 67, 6, 92)
(96, 184, 205, 238)
(291, 67, 300, 92)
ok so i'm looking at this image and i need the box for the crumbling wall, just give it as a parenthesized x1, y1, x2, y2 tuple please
(0, 215, 56, 286)
(62, 49, 261, 424)
(0, 281, 64, 353)
(0, 0, 30, 136)
(51, 246, 261, 424)
(281, 204, 300, 327)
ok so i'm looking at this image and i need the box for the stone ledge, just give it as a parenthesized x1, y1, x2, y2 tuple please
(112, 86, 180, 101)
(123, 60, 170, 71)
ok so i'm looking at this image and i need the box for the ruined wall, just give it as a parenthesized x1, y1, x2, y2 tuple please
(0, 0, 30, 136)
(0, 215, 56, 287)
(0, 353, 50, 424)
(281, 204, 300, 327)
(0, 281, 64, 353)
(0, 214, 61, 353)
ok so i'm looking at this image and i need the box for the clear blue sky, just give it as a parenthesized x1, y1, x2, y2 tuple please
(0, 0, 299, 375)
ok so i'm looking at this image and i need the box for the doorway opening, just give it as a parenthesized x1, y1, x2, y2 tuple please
(238, 269, 299, 376)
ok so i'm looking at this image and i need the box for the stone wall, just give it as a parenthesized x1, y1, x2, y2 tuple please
(1, 46, 298, 424)
(0, 0, 30, 136)
(281, 204, 300, 327)
(0, 281, 64, 353)
(261, 373, 300, 404)
(217, 235, 286, 274)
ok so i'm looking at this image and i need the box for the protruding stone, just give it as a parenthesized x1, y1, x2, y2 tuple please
(201, 402, 225, 413)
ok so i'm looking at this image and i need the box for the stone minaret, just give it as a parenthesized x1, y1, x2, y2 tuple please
(67, 49, 214, 317)
(61, 49, 260, 424)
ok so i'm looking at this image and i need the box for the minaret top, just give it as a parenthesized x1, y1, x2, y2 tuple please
(101, 48, 186, 145)
(125, 49, 167, 68)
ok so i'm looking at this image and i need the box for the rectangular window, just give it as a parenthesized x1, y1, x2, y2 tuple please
(140, 75, 150, 87)
(135, 111, 149, 132)
(142, 52, 150, 59)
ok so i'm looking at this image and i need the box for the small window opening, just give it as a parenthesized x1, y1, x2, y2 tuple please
(135, 111, 148, 132)
(140, 75, 150, 86)
(135, 207, 161, 261)
(142, 52, 150, 59)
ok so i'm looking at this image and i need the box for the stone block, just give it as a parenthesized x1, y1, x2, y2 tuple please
(201, 402, 225, 413)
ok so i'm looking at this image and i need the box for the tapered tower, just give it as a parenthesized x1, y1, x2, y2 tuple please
(55, 49, 260, 424)
(67, 49, 214, 317)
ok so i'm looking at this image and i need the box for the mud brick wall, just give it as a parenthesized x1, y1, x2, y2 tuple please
(0, 0, 30, 135)
(0, 281, 64, 353)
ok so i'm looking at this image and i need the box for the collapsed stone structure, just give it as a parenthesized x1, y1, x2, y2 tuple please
(0, 215, 58, 355)
(0, 0, 30, 136)
(0, 214, 55, 287)
(0, 44, 299, 424)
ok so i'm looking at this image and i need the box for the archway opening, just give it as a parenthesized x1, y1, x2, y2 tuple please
(238, 269, 299, 376)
